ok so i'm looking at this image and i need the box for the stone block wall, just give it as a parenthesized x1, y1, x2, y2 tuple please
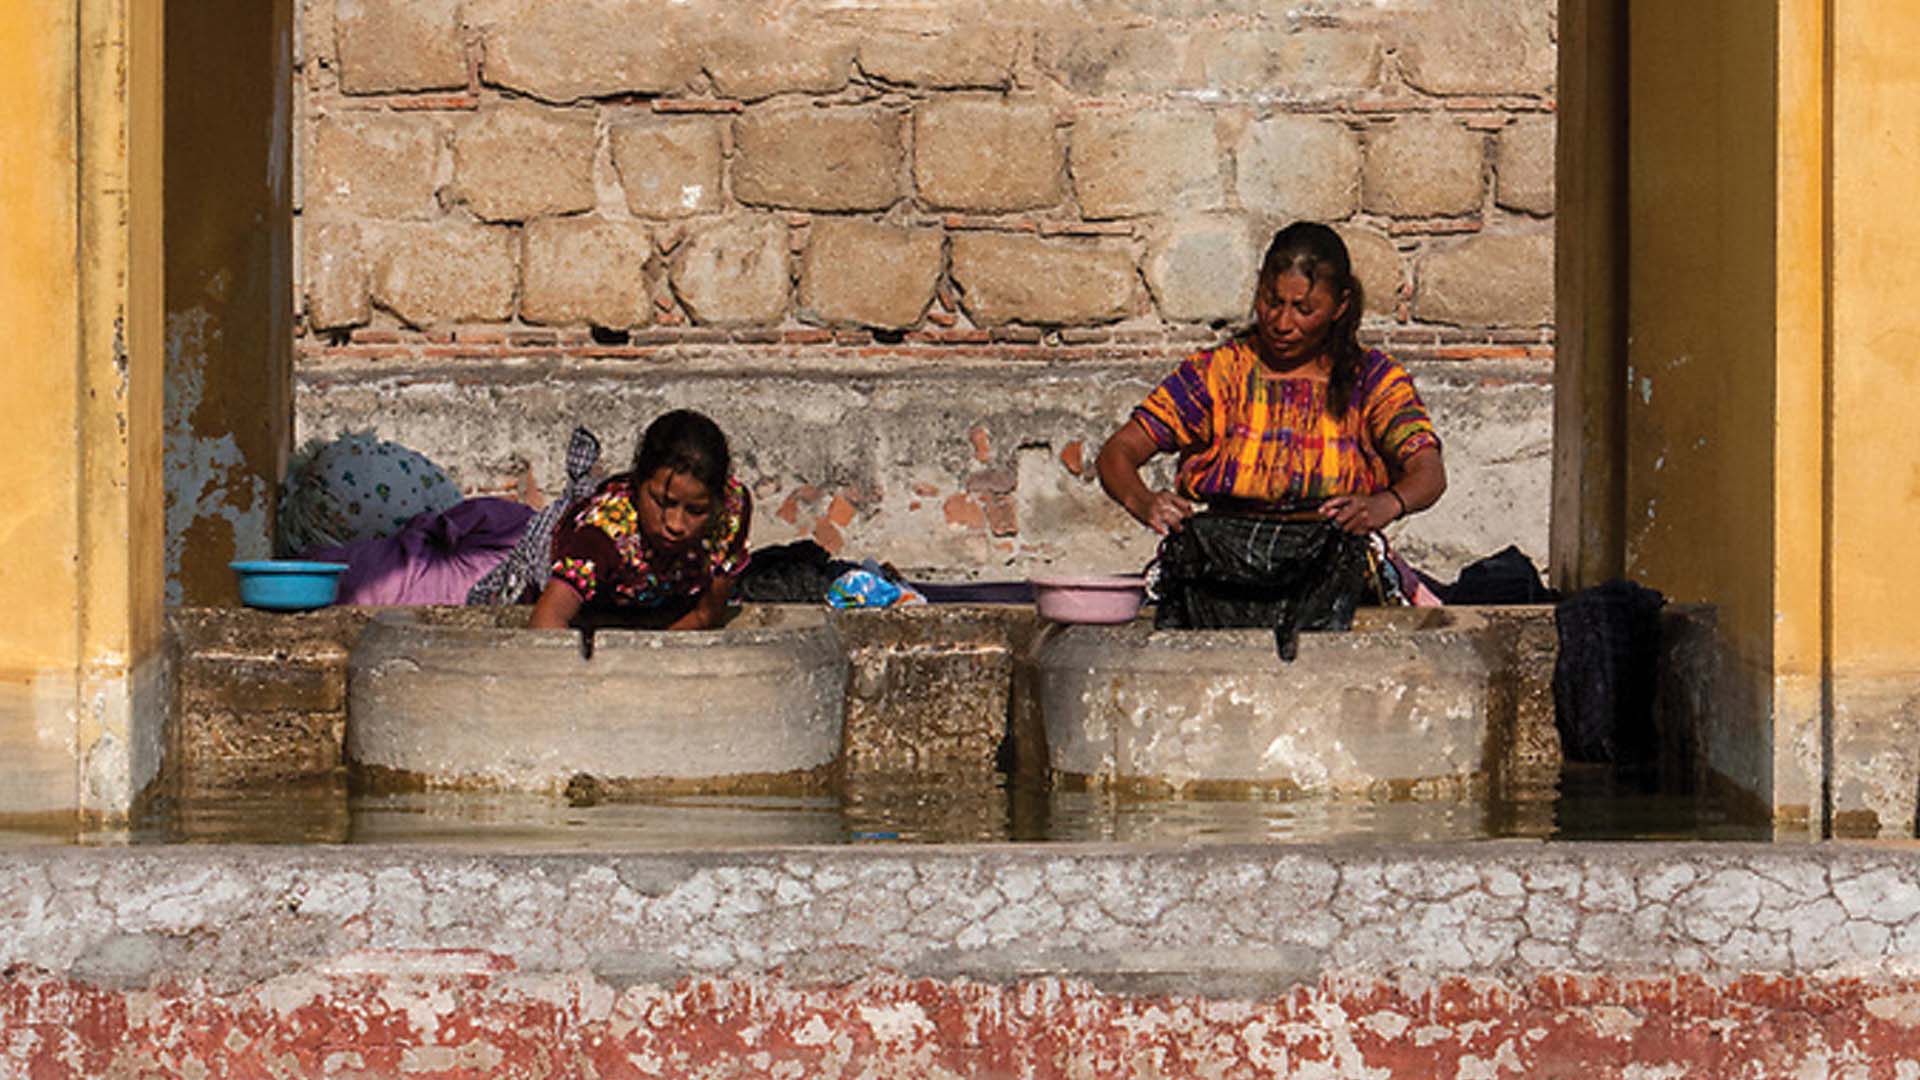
(294, 0, 1558, 578)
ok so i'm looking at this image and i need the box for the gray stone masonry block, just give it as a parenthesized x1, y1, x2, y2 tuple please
(833, 606, 1034, 781)
(860, 28, 1019, 89)
(1497, 113, 1557, 216)
(914, 98, 1064, 213)
(1413, 229, 1554, 328)
(950, 233, 1136, 326)
(450, 103, 598, 223)
(798, 219, 943, 330)
(1192, 25, 1384, 101)
(609, 116, 725, 219)
(166, 606, 373, 790)
(1143, 215, 1259, 325)
(669, 216, 792, 326)
(1038, 27, 1197, 96)
(303, 220, 371, 331)
(1363, 114, 1487, 219)
(1337, 223, 1402, 318)
(481, 0, 701, 104)
(1071, 108, 1226, 220)
(369, 224, 519, 328)
(733, 104, 905, 213)
(309, 113, 442, 220)
(521, 217, 654, 329)
(1236, 116, 1363, 224)
(1397, 0, 1557, 97)
(335, 0, 466, 95)
(702, 21, 856, 101)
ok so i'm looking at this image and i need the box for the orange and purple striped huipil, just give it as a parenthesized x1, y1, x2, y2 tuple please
(1132, 342, 1440, 505)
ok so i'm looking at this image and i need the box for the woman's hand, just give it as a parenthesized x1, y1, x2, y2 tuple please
(1320, 491, 1401, 535)
(1138, 490, 1196, 535)
(1098, 421, 1195, 535)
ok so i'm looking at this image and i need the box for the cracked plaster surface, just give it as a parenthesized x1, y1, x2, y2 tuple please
(6, 844, 1920, 990)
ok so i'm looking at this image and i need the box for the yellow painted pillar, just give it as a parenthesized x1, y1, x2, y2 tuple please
(1563, 0, 1920, 832)
(1823, 0, 1920, 834)
(0, 0, 166, 823)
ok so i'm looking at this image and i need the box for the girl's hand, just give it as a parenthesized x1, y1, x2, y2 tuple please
(1320, 492, 1399, 535)
(1136, 491, 1196, 535)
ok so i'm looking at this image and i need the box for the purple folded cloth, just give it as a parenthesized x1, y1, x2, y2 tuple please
(301, 497, 535, 606)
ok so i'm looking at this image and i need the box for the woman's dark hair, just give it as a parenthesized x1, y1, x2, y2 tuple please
(1258, 222, 1367, 416)
(632, 409, 730, 496)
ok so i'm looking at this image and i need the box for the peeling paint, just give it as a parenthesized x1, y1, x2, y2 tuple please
(164, 308, 270, 604)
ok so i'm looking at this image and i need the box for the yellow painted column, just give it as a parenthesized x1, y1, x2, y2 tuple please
(1823, 0, 1920, 834)
(0, 0, 166, 823)
(1591, 0, 1920, 832)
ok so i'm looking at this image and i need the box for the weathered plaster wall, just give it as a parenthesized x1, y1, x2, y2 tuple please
(11, 844, 1920, 1075)
(291, 0, 1558, 578)
(0, 1, 169, 822)
(162, 0, 295, 606)
(297, 351, 1548, 578)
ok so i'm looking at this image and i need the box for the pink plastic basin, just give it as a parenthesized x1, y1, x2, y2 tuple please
(1031, 575, 1147, 625)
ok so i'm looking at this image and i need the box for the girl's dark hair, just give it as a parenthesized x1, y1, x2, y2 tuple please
(1258, 222, 1367, 416)
(632, 409, 731, 496)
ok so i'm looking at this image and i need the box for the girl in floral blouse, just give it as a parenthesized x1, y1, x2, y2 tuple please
(530, 410, 751, 631)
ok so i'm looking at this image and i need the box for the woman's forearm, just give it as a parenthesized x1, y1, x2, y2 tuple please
(1096, 422, 1157, 523)
(529, 580, 583, 629)
(1387, 447, 1446, 516)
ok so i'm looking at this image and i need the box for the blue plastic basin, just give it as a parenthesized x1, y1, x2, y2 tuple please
(229, 560, 349, 611)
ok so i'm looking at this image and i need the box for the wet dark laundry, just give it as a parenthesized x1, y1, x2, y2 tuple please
(1152, 513, 1374, 661)
(1552, 579, 1667, 764)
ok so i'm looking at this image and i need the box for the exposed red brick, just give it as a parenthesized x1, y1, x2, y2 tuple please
(650, 98, 746, 113)
(911, 482, 939, 497)
(1433, 344, 1536, 360)
(985, 494, 1017, 536)
(1037, 220, 1134, 237)
(943, 494, 986, 530)
(926, 310, 958, 327)
(812, 519, 844, 554)
(1388, 216, 1484, 236)
(826, 494, 856, 528)
(387, 93, 481, 111)
(782, 328, 835, 345)
(965, 466, 1015, 494)
(775, 494, 802, 525)
(1060, 440, 1085, 476)
(967, 425, 991, 463)
(795, 485, 823, 503)
(941, 214, 1038, 233)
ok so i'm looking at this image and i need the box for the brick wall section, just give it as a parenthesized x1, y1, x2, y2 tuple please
(296, 0, 1557, 342)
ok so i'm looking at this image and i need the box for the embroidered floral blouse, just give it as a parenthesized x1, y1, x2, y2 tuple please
(548, 473, 752, 610)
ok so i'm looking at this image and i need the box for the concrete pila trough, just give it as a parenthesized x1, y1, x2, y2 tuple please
(347, 605, 846, 795)
(1037, 606, 1499, 798)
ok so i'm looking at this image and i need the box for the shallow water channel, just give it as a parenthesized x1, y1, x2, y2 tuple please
(2, 764, 1772, 848)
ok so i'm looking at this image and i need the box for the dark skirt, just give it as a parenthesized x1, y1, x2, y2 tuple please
(1152, 512, 1378, 661)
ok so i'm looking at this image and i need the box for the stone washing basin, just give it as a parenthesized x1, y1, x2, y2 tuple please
(347, 605, 847, 795)
(1035, 606, 1495, 798)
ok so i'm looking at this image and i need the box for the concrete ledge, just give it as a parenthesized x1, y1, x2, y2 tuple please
(5, 842, 1920, 1075)
(346, 605, 847, 794)
(1037, 607, 1526, 797)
